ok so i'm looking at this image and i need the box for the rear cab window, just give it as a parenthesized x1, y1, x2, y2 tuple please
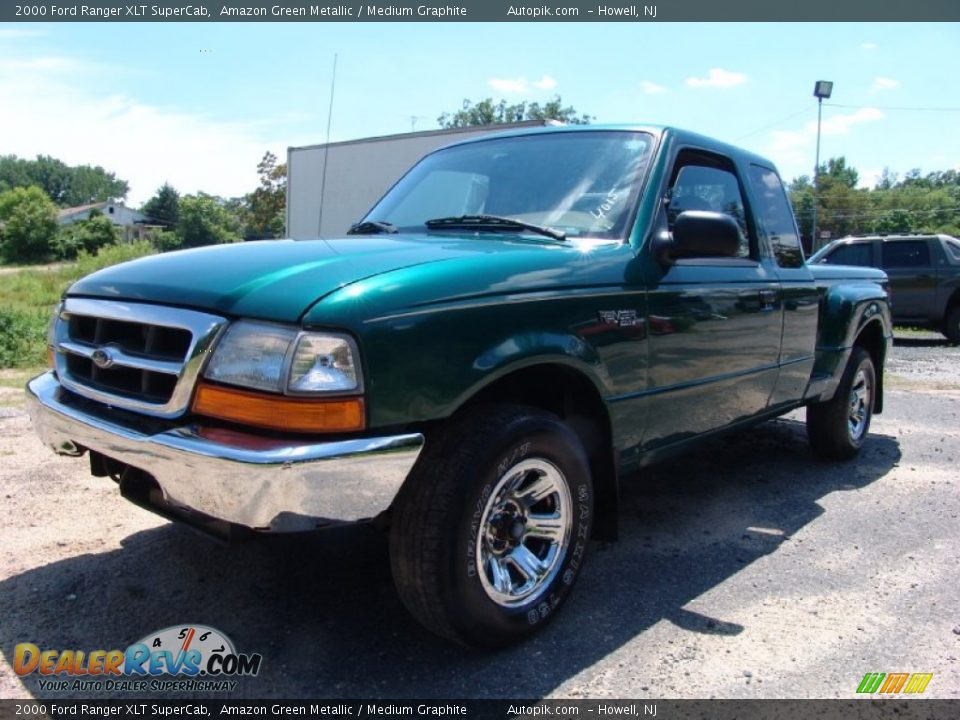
(747, 164, 804, 268)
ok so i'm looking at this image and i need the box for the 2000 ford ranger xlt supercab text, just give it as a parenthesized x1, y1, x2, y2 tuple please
(27, 125, 892, 647)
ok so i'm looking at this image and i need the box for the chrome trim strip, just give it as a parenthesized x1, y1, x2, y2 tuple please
(54, 299, 227, 419)
(59, 341, 183, 376)
(26, 372, 424, 531)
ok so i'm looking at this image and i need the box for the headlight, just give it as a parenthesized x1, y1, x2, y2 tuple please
(203, 320, 362, 395)
(288, 334, 360, 393)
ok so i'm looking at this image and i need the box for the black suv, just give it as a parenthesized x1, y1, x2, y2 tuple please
(810, 233, 960, 343)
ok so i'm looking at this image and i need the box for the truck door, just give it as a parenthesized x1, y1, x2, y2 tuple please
(642, 150, 782, 450)
(747, 164, 819, 408)
(881, 239, 937, 322)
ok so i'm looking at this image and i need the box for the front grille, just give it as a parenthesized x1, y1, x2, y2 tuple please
(68, 315, 192, 361)
(65, 353, 179, 404)
(53, 299, 228, 418)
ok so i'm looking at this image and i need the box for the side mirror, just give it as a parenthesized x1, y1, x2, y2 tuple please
(670, 210, 742, 259)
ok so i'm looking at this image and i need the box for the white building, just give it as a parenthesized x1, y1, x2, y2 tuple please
(286, 120, 559, 239)
(58, 201, 157, 242)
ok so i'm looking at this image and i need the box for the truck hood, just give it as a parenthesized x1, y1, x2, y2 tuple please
(66, 235, 618, 323)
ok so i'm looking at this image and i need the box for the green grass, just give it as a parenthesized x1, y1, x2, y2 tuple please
(0, 242, 155, 369)
(0, 367, 44, 408)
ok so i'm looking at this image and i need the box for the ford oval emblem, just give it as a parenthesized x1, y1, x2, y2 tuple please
(91, 348, 114, 369)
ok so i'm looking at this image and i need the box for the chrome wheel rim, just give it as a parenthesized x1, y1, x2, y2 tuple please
(847, 367, 871, 442)
(475, 458, 573, 607)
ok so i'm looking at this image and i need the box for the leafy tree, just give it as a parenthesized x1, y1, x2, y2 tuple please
(818, 157, 859, 190)
(142, 183, 181, 227)
(0, 186, 59, 263)
(244, 152, 286, 239)
(175, 194, 243, 248)
(788, 157, 960, 246)
(55, 210, 121, 259)
(872, 208, 912, 235)
(0, 154, 128, 207)
(876, 168, 898, 191)
(438, 96, 592, 128)
(0, 156, 33, 194)
(148, 229, 183, 252)
(787, 176, 814, 244)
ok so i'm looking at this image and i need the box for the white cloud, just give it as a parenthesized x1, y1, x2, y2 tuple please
(0, 29, 45, 39)
(640, 80, 666, 95)
(488, 77, 528, 93)
(685, 68, 747, 89)
(0, 53, 284, 206)
(765, 108, 885, 179)
(859, 168, 883, 189)
(820, 107, 885, 134)
(533, 74, 557, 90)
(487, 74, 557, 94)
(769, 108, 884, 152)
(860, 42, 878, 50)
(872, 76, 900, 91)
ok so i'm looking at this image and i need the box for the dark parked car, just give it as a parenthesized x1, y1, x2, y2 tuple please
(810, 233, 960, 343)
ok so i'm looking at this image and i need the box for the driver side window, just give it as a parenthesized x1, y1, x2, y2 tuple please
(668, 160, 750, 258)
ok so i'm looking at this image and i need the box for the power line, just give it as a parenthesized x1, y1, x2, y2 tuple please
(733, 105, 813, 142)
(793, 205, 960, 220)
(824, 102, 960, 112)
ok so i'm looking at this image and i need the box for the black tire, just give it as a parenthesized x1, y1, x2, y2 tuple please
(389, 404, 594, 648)
(806, 347, 876, 460)
(944, 306, 960, 345)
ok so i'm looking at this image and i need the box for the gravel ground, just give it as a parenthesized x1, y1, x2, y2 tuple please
(0, 332, 958, 700)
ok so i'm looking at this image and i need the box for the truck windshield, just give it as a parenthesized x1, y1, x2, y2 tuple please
(362, 131, 654, 241)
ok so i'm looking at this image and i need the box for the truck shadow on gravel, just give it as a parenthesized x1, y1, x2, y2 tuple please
(1, 418, 900, 700)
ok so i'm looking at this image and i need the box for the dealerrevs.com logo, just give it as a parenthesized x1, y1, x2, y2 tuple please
(14, 624, 262, 693)
(856, 672, 933, 695)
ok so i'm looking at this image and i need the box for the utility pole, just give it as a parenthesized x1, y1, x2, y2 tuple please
(812, 80, 834, 251)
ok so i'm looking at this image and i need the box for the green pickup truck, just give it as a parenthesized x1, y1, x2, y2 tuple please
(27, 125, 892, 647)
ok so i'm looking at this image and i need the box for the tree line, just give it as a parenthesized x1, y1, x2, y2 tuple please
(0, 151, 285, 264)
(789, 157, 960, 245)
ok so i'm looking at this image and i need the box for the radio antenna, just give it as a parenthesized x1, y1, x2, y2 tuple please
(317, 53, 338, 237)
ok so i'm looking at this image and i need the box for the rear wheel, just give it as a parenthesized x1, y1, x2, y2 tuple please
(944, 306, 960, 345)
(806, 347, 876, 460)
(389, 405, 593, 648)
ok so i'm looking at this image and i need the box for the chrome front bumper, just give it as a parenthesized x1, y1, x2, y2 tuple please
(26, 372, 424, 532)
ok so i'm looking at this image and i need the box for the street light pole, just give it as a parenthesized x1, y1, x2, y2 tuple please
(812, 80, 833, 252)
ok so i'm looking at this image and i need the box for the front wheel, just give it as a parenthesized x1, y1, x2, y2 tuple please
(806, 347, 876, 460)
(389, 405, 594, 648)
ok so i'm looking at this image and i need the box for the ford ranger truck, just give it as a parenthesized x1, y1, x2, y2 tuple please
(27, 125, 892, 647)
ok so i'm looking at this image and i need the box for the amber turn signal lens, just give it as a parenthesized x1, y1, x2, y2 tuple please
(47, 346, 55, 369)
(192, 383, 365, 433)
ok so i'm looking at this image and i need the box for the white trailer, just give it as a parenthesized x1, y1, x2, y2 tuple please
(286, 120, 557, 239)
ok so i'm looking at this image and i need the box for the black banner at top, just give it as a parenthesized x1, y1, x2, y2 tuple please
(0, 700, 959, 720)
(2, 0, 960, 22)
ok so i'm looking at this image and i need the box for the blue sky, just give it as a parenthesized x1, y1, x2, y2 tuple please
(0, 21, 957, 206)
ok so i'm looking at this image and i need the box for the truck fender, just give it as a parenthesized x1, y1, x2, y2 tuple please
(808, 283, 892, 406)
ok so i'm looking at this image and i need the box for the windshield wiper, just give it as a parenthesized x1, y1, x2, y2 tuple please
(425, 214, 566, 242)
(347, 220, 398, 235)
